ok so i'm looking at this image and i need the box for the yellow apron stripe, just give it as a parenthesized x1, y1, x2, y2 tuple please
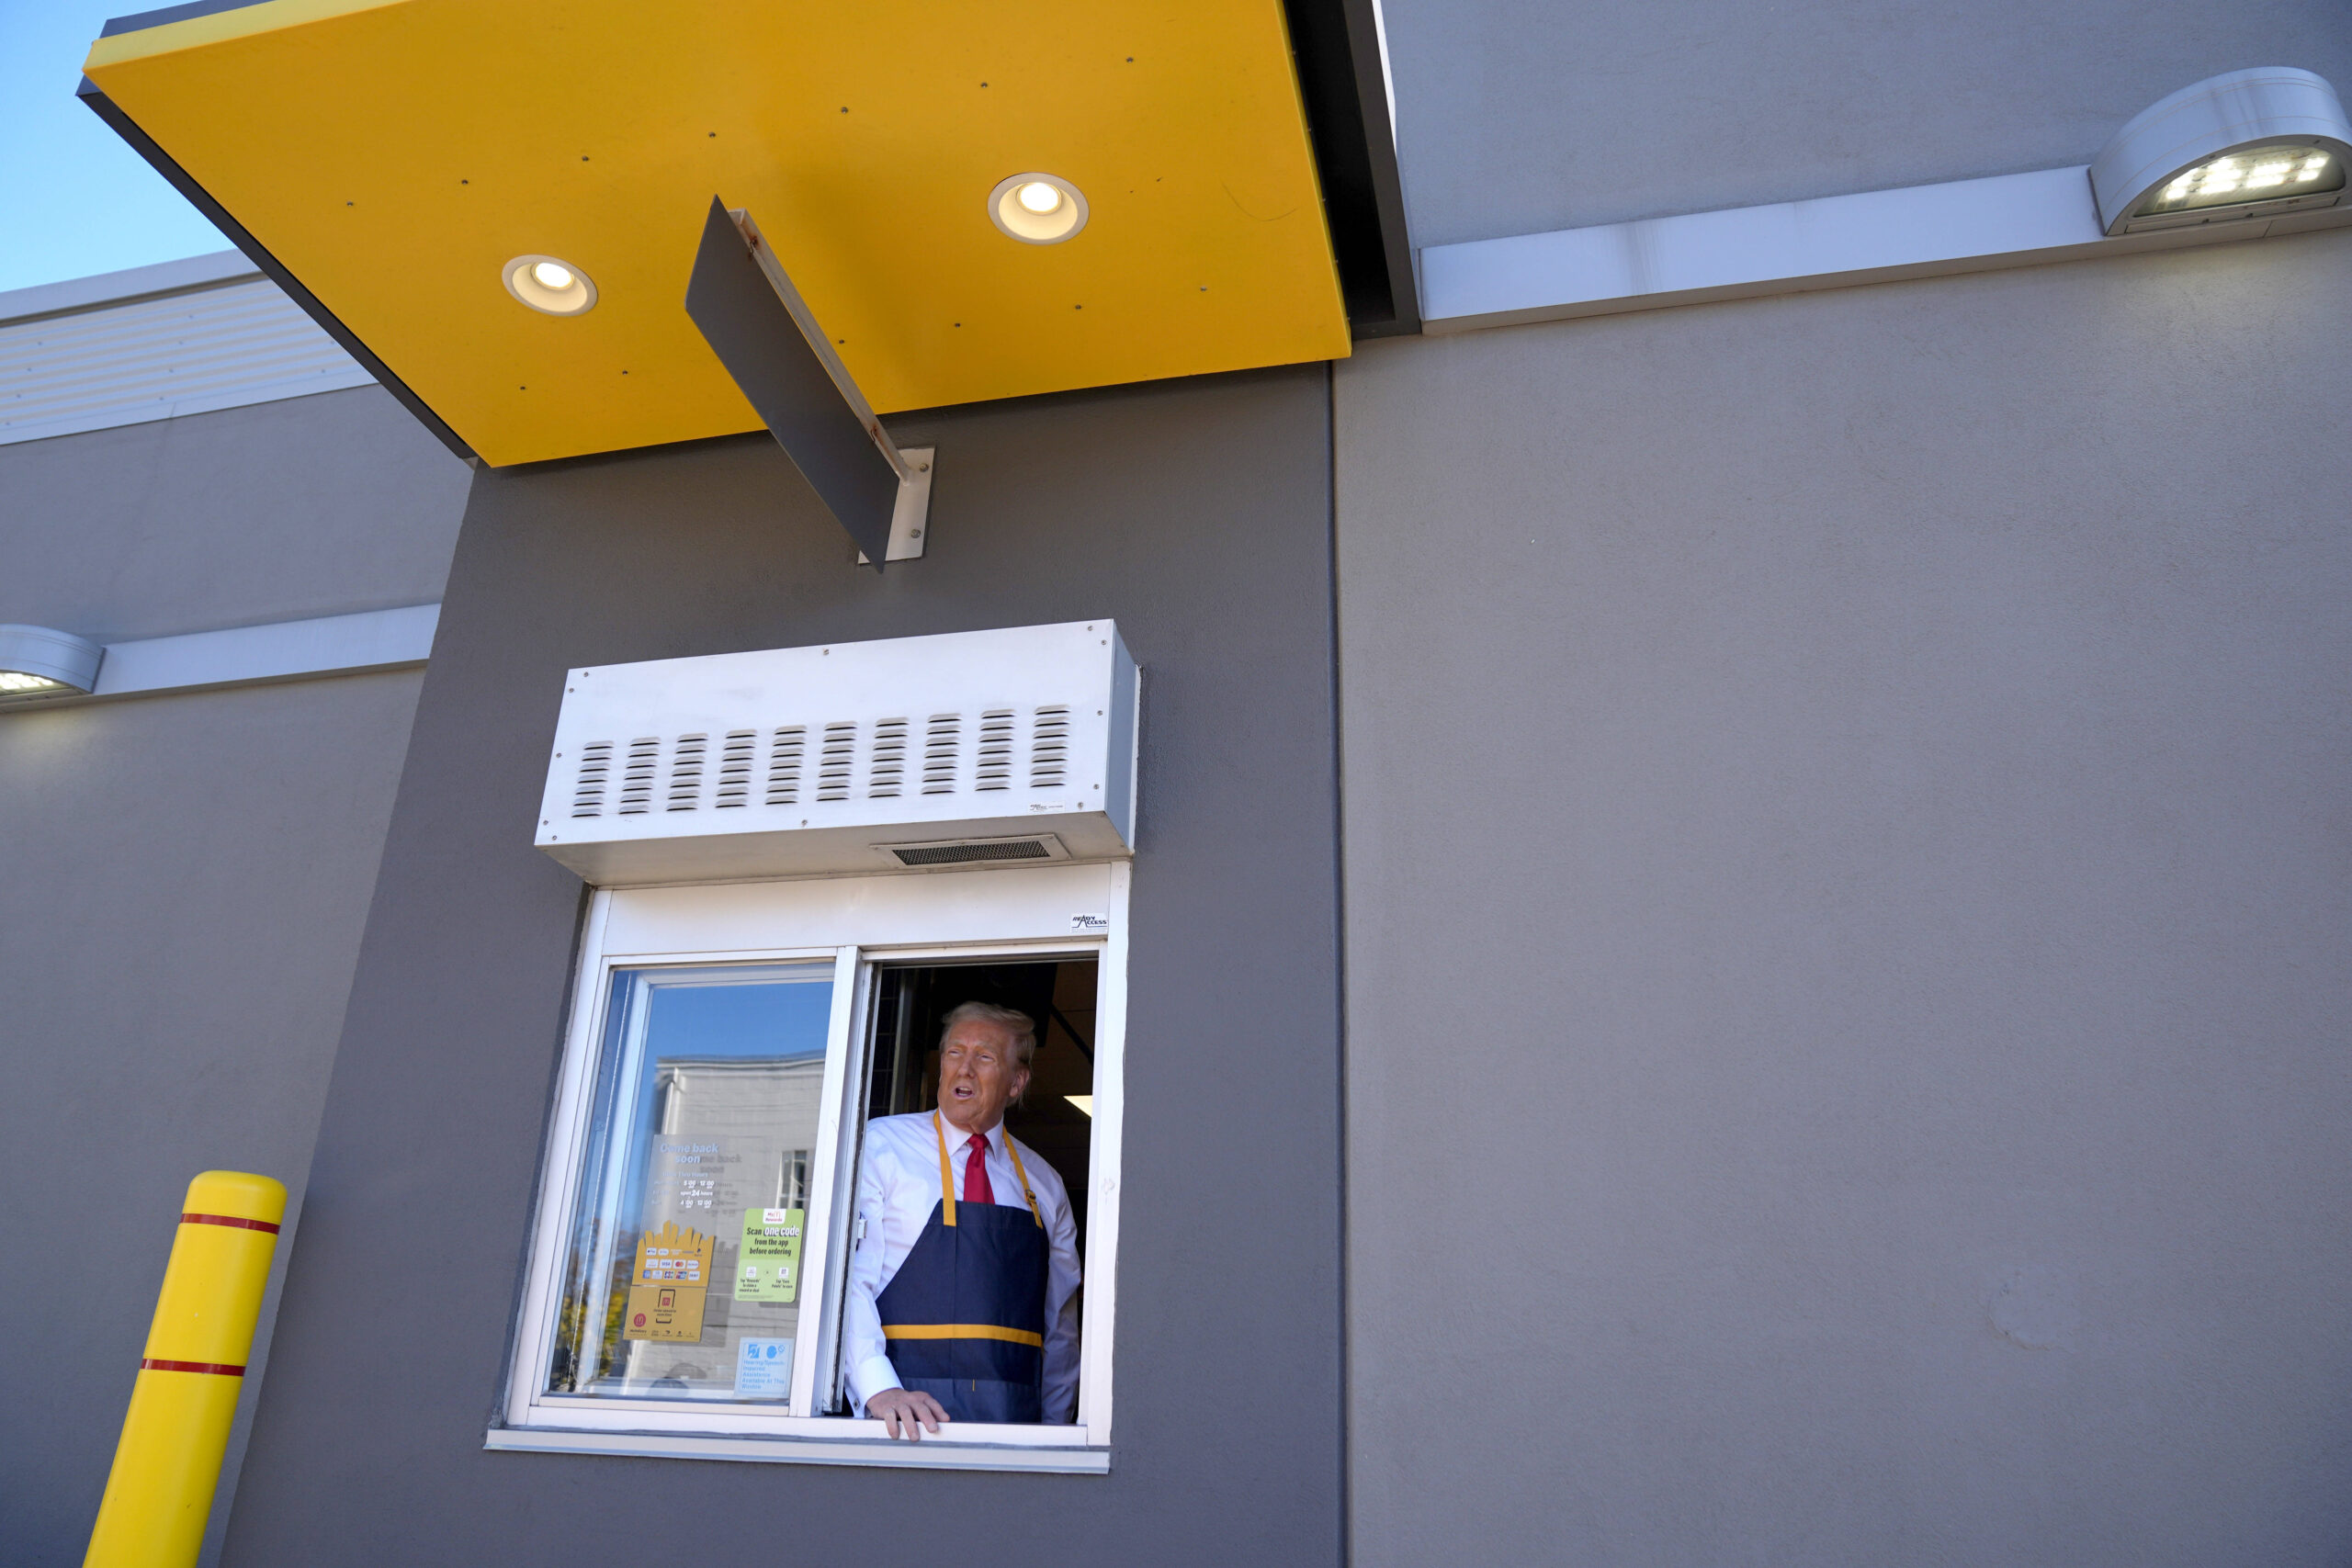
(883, 1324, 1046, 1348)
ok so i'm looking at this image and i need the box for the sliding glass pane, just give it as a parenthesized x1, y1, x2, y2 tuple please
(545, 962, 833, 1405)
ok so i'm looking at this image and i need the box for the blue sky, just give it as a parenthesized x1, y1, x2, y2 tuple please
(0, 0, 231, 294)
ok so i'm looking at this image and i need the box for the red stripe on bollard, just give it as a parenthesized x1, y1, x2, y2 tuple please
(179, 1212, 281, 1234)
(139, 1358, 247, 1377)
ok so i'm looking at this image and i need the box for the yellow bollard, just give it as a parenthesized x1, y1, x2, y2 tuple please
(85, 1170, 288, 1568)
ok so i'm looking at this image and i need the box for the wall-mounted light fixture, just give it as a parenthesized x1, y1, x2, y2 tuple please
(503, 254, 598, 315)
(0, 624, 103, 701)
(2092, 67, 2350, 235)
(989, 173, 1089, 244)
(1422, 66, 2352, 333)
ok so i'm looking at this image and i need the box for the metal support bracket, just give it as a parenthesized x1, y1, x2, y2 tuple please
(858, 447, 933, 563)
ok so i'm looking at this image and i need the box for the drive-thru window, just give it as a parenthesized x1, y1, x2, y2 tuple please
(496, 622, 1136, 1472)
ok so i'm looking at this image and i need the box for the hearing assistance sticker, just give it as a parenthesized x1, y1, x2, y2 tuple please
(735, 1337, 795, 1398)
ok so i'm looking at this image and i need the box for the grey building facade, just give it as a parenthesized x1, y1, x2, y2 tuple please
(1341, 6, 2352, 1556)
(0, 257, 469, 1565)
(6, 0, 2348, 1562)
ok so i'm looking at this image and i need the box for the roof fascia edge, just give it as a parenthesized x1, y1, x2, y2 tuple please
(98, 0, 276, 42)
(1335, 0, 1419, 335)
(74, 75, 476, 462)
(0, 250, 256, 326)
(1283, 0, 1419, 336)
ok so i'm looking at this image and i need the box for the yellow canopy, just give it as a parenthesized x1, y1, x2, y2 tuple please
(85, 0, 1352, 465)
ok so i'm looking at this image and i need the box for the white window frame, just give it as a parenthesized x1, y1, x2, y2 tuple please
(492, 861, 1129, 1473)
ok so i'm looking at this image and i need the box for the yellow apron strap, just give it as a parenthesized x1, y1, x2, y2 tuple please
(933, 1111, 956, 1228)
(1002, 1134, 1045, 1228)
(935, 1111, 1041, 1229)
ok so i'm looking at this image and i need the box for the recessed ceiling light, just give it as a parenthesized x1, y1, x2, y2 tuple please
(989, 173, 1088, 244)
(503, 254, 598, 314)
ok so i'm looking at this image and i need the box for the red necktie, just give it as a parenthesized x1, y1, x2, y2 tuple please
(963, 1134, 995, 1206)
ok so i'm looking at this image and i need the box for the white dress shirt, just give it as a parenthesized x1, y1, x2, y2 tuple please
(843, 1111, 1082, 1423)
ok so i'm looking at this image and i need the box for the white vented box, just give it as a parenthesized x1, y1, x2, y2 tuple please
(536, 621, 1138, 886)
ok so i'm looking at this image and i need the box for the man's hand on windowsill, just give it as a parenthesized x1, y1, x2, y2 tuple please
(868, 1387, 951, 1440)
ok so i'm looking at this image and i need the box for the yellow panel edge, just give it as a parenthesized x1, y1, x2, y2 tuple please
(85, 0, 413, 70)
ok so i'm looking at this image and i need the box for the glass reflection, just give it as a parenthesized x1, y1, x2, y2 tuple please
(547, 964, 832, 1404)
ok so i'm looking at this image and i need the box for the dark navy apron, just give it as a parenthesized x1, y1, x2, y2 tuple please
(875, 1111, 1048, 1423)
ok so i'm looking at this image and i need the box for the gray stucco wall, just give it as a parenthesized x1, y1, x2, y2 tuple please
(0, 384, 469, 1566)
(220, 367, 1346, 1567)
(0, 386, 470, 639)
(1337, 227, 2352, 1562)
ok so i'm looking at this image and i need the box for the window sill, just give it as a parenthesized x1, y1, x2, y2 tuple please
(484, 1423, 1112, 1473)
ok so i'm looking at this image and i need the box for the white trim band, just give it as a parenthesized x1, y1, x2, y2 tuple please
(96, 603, 438, 697)
(0, 604, 438, 710)
(484, 1424, 1112, 1474)
(1419, 164, 2352, 333)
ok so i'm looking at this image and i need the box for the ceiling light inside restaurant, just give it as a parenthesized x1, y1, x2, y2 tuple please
(0, 625, 103, 703)
(503, 254, 598, 314)
(989, 172, 1088, 244)
(2092, 67, 2351, 234)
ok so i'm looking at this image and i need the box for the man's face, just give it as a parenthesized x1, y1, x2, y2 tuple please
(936, 1019, 1029, 1133)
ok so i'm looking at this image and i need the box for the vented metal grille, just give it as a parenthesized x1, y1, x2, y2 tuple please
(818, 723, 856, 801)
(889, 839, 1054, 866)
(764, 727, 805, 806)
(667, 734, 707, 811)
(869, 718, 908, 798)
(716, 730, 755, 807)
(977, 710, 1013, 791)
(563, 705, 1082, 819)
(571, 741, 613, 818)
(922, 714, 960, 795)
(618, 738, 660, 815)
(1030, 706, 1069, 790)
(540, 623, 1135, 882)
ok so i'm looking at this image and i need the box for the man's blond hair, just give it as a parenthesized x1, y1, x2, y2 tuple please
(939, 1000, 1037, 1070)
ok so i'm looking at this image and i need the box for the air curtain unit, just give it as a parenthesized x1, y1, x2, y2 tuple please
(535, 621, 1138, 886)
